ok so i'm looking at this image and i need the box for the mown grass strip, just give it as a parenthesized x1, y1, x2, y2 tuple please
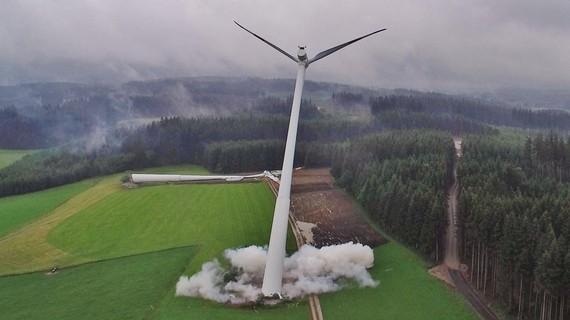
(0, 179, 97, 238)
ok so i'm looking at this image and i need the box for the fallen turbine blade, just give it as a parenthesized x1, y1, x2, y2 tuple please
(308, 28, 387, 65)
(234, 21, 299, 63)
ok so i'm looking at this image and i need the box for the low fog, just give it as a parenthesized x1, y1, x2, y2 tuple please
(1, 0, 570, 92)
(176, 242, 378, 304)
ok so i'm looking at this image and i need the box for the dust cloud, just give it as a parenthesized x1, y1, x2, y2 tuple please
(175, 242, 378, 304)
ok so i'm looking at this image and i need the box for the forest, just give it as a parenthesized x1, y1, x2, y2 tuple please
(458, 133, 570, 319)
(330, 131, 455, 261)
(0, 108, 47, 148)
(370, 94, 570, 130)
(1, 106, 491, 197)
(327, 130, 570, 319)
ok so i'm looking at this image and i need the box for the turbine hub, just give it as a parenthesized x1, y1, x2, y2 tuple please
(297, 46, 307, 61)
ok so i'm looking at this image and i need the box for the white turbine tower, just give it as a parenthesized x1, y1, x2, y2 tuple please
(234, 21, 386, 298)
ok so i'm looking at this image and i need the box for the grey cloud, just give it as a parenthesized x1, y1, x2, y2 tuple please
(0, 0, 569, 92)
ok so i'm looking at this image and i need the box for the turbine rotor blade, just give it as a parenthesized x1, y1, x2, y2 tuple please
(234, 21, 299, 63)
(308, 28, 387, 65)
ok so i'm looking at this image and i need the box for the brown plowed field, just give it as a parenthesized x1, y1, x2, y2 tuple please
(290, 168, 385, 248)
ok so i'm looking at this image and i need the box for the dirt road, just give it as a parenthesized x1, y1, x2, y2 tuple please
(450, 269, 499, 320)
(444, 137, 499, 320)
(444, 137, 461, 269)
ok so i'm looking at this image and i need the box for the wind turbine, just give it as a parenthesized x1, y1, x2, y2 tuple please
(234, 21, 387, 298)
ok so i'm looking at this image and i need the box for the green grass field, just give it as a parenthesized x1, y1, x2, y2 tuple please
(0, 165, 210, 275)
(0, 164, 475, 319)
(0, 246, 196, 320)
(49, 182, 281, 268)
(0, 245, 307, 320)
(0, 179, 97, 238)
(48, 180, 307, 320)
(0, 149, 35, 169)
(0, 165, 307, 319)
(320, 242, 477, 320)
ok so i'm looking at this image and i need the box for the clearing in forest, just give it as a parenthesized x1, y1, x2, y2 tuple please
(291, 168, 384, 247)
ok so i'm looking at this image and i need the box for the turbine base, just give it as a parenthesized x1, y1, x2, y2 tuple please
(262, 292, 283, 300)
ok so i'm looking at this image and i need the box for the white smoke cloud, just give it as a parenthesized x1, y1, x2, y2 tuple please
(176, 242, 378, 304)
(83, 125, 109, 152)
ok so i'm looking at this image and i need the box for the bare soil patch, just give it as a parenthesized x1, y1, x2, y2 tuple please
(290, 168, 385, 248)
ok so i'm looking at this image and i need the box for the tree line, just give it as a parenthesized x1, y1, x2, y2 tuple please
(0, 102, 116, 149)
(252, 96, 320, 119)
(203, 139, 337, 173)
(0, 105, 500, 197)
(375, 110, 496, 135)
(332, 91, 364, 105)
(0, 148, 137, 196)
(0, 116, 358, 196)
(370, 94, 570, 130)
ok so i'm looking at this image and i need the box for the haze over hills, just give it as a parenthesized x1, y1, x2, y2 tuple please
(3, 78, 569, 114)
(1, 77, 569, 152)
(473, 87, 570, 111)
(0, 77, 381, 113)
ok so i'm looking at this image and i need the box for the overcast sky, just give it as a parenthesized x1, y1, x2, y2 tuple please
(1, 0, 569, 92)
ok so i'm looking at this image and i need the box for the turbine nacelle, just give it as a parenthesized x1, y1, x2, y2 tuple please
(297, 46, 308, 62)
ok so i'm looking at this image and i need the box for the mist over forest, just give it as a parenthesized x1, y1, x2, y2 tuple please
(1, 76, 568, 150)
(0, 76, 568, 199)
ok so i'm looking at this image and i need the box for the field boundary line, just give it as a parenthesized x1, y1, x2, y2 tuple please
(0, 244, 197, 279)
(0, 178, 101, 242)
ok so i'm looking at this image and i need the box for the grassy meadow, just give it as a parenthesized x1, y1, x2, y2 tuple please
(0, 179, 97, 238)
(0, 246, 196, 320)
(49, 182, 281, 269)
(320, 242, 477, 320)
(0, 163, 476, 319)
(0, 165, 307, 319)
